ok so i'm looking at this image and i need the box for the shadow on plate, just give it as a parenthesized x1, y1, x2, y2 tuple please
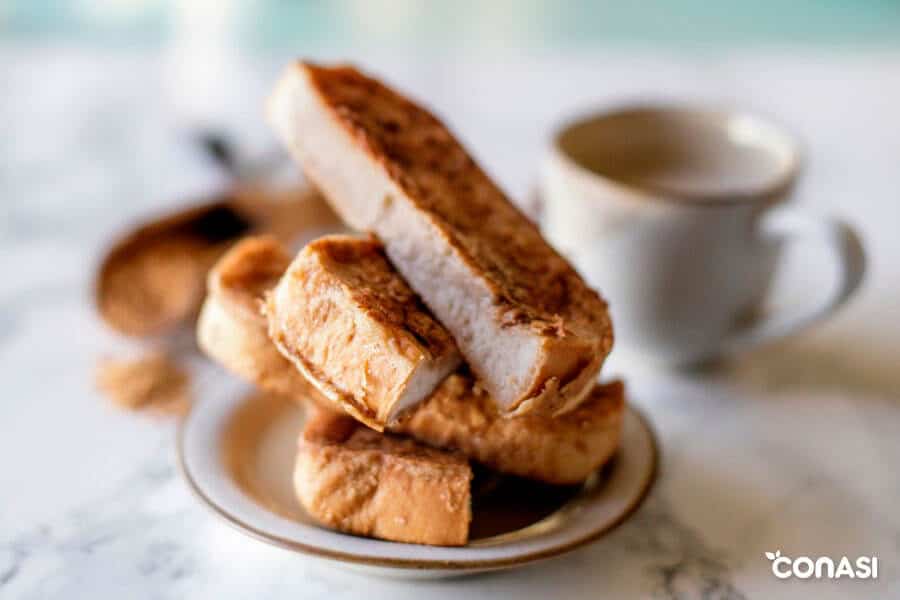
(220, 391, 617, 544)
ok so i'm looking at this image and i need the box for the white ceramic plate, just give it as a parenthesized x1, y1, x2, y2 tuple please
(178, 386, 658, 578)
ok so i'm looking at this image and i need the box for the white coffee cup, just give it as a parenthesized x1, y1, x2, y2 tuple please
(540, 105, 865, 366)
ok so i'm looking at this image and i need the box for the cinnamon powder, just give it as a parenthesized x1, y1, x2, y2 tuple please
(95, 351, 191, 416)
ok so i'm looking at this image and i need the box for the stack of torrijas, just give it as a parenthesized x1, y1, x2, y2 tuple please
(197, 62, 622, 546)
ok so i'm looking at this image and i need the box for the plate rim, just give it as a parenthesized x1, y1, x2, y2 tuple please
(177, 398, 659, 571)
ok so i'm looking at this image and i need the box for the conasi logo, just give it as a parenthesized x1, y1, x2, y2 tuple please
(765, 550, 878, 580)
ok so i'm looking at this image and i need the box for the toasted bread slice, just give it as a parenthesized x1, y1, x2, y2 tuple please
(396, 376, 624, 485)
(296, 407, 472, 546)
(268, 62, 613, 416)
(200, 237, 623, 483)
(197, 236, 324, 400)
(266, 235, 461, 431)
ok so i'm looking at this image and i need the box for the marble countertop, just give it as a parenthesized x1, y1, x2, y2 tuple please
(2, 44, 899, 599)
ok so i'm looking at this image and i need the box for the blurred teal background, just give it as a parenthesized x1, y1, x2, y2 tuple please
(3, 0, 900, 51)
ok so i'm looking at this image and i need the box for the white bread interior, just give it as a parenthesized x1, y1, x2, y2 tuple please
(267, 62, 613, 416)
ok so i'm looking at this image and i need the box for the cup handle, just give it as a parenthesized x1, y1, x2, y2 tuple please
(720, 206, 866, 355)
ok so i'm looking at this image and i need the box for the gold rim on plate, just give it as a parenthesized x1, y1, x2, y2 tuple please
(177, 404, 659, 570)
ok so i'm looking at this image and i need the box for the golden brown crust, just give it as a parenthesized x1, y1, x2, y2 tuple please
(265, 235, 459, 430)
(307, 236, 457, 360)
(303, 61, 611, 345)
(197, 236, 328, 402)
(201, 237, 622, 484)
(210, 234, 293, 320)
(296, 409, 472, 546)
(271, 62, 613, 415)
(394, 377, 624, 484)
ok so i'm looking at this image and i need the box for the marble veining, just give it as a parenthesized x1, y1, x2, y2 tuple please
(2, 44, 899, 599)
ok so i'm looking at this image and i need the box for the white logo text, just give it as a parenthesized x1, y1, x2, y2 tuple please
(765, 550, 878, 580)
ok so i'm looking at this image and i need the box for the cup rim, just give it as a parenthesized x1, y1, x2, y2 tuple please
(550, 103, 802, 207)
